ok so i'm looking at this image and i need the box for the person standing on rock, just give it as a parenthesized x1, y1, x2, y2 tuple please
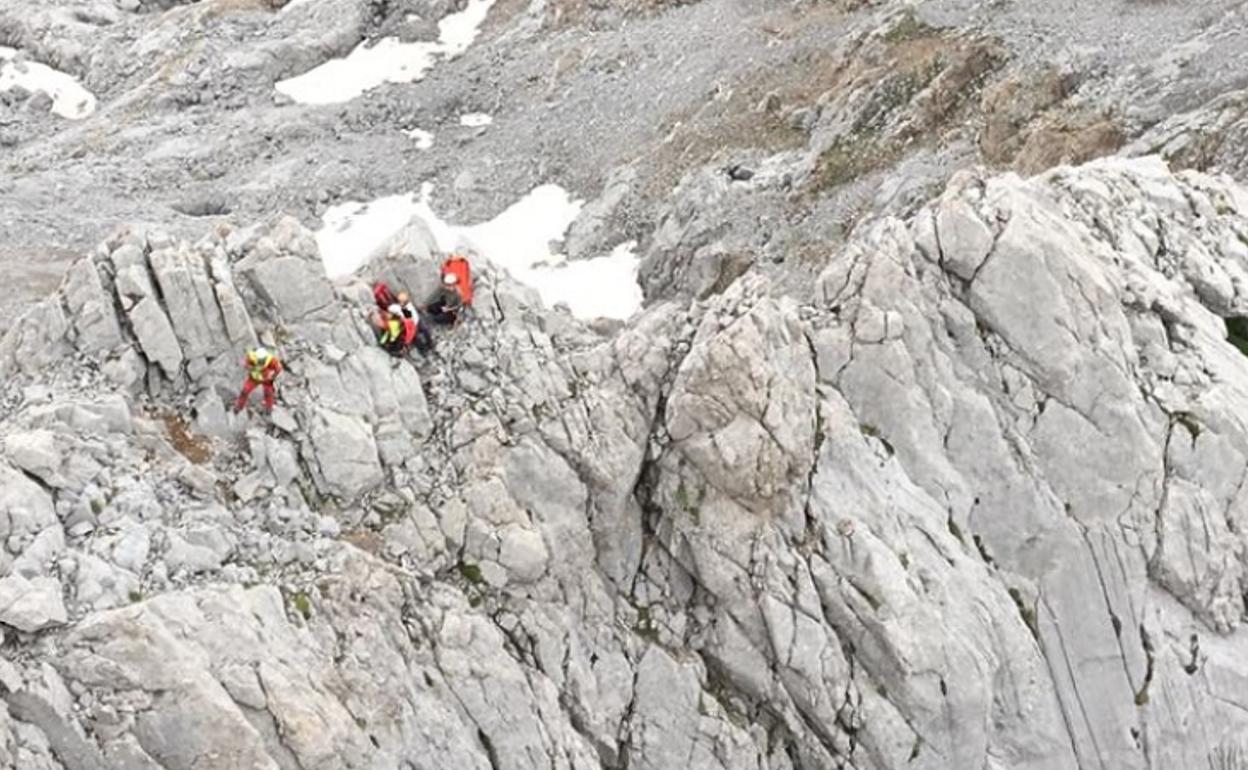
(233, 346, 282, 413)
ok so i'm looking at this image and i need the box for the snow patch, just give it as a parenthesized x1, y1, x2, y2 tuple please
(274, 37, 437, 105)
(0, 47, 96, 120)
(459, 113, 493, 127)
(276, 0, 495, 105)
(405, 128, 434, 149)
(526, 242, 644, 321)
(437, 0, 495, 54)
(317, 194, 422, 279)
(315, 184, 643, 321)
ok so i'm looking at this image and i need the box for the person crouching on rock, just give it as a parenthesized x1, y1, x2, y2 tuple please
(396, 290, 418, 321)
(234, 346, 282, 413)
(397, 291, 434, 354)
(426, 272, 465, 325)
(376, 307, 405, 355)
(427, 255, 472, 325)
(376, 306, 433, 357)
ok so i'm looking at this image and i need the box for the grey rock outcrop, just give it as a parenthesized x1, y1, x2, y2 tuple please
(8, 0, 1248, 765)
(0, 576, 66, 632)
(3, 155, 1248, 768)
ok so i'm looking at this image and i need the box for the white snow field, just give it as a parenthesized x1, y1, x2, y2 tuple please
(275, 0, 496, 104)
(316, 185, 643, 321)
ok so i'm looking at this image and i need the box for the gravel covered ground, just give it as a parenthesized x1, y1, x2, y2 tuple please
(5, 0, 1246, 325)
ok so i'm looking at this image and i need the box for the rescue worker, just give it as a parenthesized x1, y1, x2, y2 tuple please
(396, 290, 419, 321)
(411, 309, 434, 354)
(234, 346, 282, 413)
(392, 290, 434, 353)
(376, 309, 406, 356)
(426, 272, 465, 325)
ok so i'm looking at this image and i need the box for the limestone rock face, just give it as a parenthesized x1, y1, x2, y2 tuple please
(7, 0, 1248, 765)
(4, 157, 1248, 768)
(304, 408, 384, 499)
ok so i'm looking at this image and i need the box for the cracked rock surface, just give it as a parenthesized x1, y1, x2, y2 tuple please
(4, 153, 1248, 768)
(6, 0, 1248, 768)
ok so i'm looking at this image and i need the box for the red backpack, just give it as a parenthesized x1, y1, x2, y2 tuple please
(441, 256, 473, 306)
(373, 281, 397, 310)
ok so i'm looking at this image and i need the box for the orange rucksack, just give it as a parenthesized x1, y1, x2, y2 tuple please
(441, 256, 473, 306)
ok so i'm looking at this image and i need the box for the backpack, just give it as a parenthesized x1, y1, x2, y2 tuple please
(441, 256, 473, 306)
(401, 317, 418, 346)
(373, 281, 397, 310)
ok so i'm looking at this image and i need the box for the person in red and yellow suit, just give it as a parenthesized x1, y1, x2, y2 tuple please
(233, 346, 282, 413)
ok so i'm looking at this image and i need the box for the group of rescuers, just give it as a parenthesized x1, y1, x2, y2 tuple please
(234, 255, 473, 413)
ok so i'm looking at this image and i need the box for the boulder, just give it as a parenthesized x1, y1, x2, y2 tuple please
(0, 575, 66, 632)
(127, 296, 184, 378)
(63, 259, 123, 354)
(305, 409, 383, 499)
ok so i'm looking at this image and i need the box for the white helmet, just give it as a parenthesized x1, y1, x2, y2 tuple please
(251, 346, 270, 361)
(443, 272, 458, 286)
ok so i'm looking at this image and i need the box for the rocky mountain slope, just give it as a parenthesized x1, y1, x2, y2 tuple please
(5, 0, 1248, 769)
(3, 0, 1248, 320)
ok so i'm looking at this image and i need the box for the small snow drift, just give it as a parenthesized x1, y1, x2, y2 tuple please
(274, 37, 437, 105)
(405, 128, 434, 149)
(0, 47, 96, 120)
(275, 0, 496, 105)
(460, 113, 493, 127)
(314, 184, 643, 321)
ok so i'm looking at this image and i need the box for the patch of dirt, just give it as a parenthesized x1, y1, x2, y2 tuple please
(979, 65, 1125, 174)
(160, 413, 213, 464)
(641, 54, 826, 197)
(1013, 113, 1125, 175)
(812, 134, 900, 191)
(340, 529, 384, 556)
(638, 3, 860, 196)
(481, 0, 532, 35)
(900, 37, 1007, 138)
(980, 67, 1074, 164)
(808, 19, 1006, 193)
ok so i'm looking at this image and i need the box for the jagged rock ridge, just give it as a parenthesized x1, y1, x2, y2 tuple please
(1, 155, 1248, 769)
